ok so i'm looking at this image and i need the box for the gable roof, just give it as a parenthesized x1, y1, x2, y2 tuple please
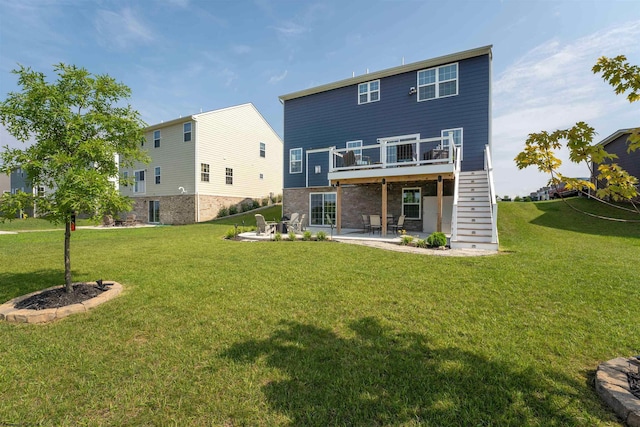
(279, 45, 493, 102)
(597, 127, 639, 147)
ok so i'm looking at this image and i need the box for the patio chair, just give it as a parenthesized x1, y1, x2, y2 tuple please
(255, 214, 276, 236)
(369, 214, 381, 234)
(343, 150, 357, 167)
(389, 215, 406, 235)
(299, 214, 306, 231)
(361, 214, 371, 233)
(288, 215, 302, 234)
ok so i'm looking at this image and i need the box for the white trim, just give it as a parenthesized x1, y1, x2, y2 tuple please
(153, 130, 161, 148)
(183, 122, 192, 142)
(259, 141, 266, 158)
(154, 166, 161, 184)
(417, 62, 459, 102)
(357, 79, 380, 105)
(402, 187, 421, 220)
(305, 147, 332, 188)
(309, 192, 337, 226)
(134, 169, 146, 194)
(290, 147, 303, 174)
(346, 140, 363, 162)
(441, 128, 463, 161)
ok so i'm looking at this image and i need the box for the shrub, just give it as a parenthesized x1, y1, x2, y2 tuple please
(288, 231, 297, 241)
(416, 239, 428, 248)
(275, 194, 283, 203)
(228, 205, 238, 215)
(261, 197, 269, 207)
(400, 235, 414, 246)
(217, 207, 229, 218)
(427, 232, 447, 247)
(302, 230, 312, 241)
(316, 231, 327, 241)
(252, 200, 260, 210)
(274, 232, 282, 241)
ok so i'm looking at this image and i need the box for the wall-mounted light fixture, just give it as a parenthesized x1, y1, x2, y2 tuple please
(408, 87, 417, 95)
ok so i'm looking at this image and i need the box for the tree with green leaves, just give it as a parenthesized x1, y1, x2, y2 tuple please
(0, 64, 148, 292)
(515, 55, 640, 218)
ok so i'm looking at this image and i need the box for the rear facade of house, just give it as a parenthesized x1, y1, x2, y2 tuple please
(119, 103, 283, 224)
(594, 128, 640, 193)
(280, 46, 498, 250)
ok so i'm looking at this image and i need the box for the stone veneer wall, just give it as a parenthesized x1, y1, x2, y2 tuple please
(129, 194, 249, 224)
(197, 194, 248, 222)
(284, 180, 453, 231)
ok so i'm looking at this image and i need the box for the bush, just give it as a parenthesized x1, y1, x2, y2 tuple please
(316, 231, 327, 241)
(275, 194, 283, 203)
(288, 231, 296, 241)
(217, 207, 229, 218)
(228, 205, 238, 215)
(427, 232, 447, 247)
(252, 200, 260, 210)
(416, 239, 428, 248)
(261, 197, 270, 207)
(274, 232, 282, 241)
(302, 230, 312, 241)
(400, 235, 414, 246)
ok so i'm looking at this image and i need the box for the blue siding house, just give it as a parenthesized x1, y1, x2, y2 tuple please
(593, 128, 640, 195)
(279, 46, 498, 250)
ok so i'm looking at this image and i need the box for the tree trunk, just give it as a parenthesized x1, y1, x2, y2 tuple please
(64, 219, 72, 293)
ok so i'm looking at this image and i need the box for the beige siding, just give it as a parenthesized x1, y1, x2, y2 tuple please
(195, 104, 283, 199)
(119, 121, 196, 198)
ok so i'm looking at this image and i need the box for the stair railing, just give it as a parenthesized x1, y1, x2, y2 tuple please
(451, 146, 461, 243)
(484, 144, 499, 245)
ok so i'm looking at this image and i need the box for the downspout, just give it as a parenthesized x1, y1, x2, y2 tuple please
(193, 116, 199, 223)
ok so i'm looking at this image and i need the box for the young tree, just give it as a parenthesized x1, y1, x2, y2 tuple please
(0, 64, 148, 292)
(515, 55, 640, 218)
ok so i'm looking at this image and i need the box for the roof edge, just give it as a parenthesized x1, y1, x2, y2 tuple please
(597, 127, 639, 147)
(279, 45, 492, 101)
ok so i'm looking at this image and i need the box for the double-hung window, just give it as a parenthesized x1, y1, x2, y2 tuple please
(290, 148, 302, 174)
(358, 80, 380, 104)
(134, 170, 145, 194)
(260, 142, 266, 158)
(402, 187, 421, 220)
(183, 122, 192, 142)
(441, 128, 463, 159)
(154, 166, 161, 184)
(417, 63, 458, 101)
(122, 171, 129, 186)
(225, 168, 233, 185)
(153, 130, 161, 148)
(201, 163, 209, 182)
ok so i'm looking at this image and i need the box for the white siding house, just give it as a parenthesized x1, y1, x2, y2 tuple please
(119, 103, 283, 224)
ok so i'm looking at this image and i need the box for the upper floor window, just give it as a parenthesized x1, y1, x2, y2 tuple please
(417, 63, 458, 101)
(154, 166, 161, 184)
(225, 168, 233, 185)
(346, 140, 363, 163)
(290, 148, 302, 174)
(358, 80, 380, 104)
(134, 170, 145, 194)
(260, 142, 266, 158)
(153, 130, 161, 148)
(183, 122, 192, 142)
(123, 171, 129, 186)
(441, 128, 463, 159)
(201, 163, 209, 182)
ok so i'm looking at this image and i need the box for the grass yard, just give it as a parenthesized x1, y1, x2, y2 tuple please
(0, 198, 638, 426)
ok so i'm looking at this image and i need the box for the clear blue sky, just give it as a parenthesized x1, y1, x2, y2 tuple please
(1, 0, 639, 197)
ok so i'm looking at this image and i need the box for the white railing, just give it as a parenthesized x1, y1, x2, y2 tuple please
(329, 136, 454, 172)
(484, 144, 499, 245)
(450, 146, 462, 243)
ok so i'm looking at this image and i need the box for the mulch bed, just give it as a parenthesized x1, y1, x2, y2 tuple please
(14, 283, 109, 311)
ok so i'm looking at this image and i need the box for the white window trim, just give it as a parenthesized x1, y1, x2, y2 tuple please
(183, 122, 192, 142)
(260, 142, 266, 158)
(441, 128, 463, 160)
(417, 62, 459, 102)
(153, 130, 161, 148)
(225, 167, 233, 185)
(346, 140, 363, 162)
(358, 80, 380, 105)
(309, 192, 337, 226)
(290, 147, 303, 174)
(200, 163, 210, 182)
(402, 187, 421, 220)
(154, 166, 161, 184)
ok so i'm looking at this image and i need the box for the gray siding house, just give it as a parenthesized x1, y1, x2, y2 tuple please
(593, 128, 640, 196)
(279, 46, 498, 250)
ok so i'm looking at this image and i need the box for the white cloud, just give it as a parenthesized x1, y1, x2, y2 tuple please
(492, 20, 640, 196)
(270, 22, 308, 37)
(94, 7, 155, 50)
(268, 70, 288, 84)
(231, 44, 251, 55)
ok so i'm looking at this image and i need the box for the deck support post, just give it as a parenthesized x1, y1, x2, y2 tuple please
(437, 175, 443, 232)
(382, 179, 388, 236)
(336, 183, 342, 234)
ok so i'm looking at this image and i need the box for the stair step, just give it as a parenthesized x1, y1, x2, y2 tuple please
(458, 196, 490, 202)
(457, 217, 492, 224)
(457, 222, 493, 230)
(457, 201, 489, 207)
(450, 241, 499, 251)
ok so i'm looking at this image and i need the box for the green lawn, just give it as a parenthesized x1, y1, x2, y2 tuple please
(0, 198, 637, 426)
(0, 217, 94, 231)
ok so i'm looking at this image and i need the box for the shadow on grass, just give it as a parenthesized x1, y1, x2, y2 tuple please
(0, 269, 66, 303)
(222, 317, 604, 426)
(530, 198, 640, 238)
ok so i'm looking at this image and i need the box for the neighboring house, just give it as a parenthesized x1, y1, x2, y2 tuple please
(593, 128, 640, 195)
(279, 45, 498, 250)
(119, 103, 283, 225)
(9, 167, 46, 217)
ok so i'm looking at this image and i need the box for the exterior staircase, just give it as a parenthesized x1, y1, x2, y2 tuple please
(450, 170, 499, 251)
